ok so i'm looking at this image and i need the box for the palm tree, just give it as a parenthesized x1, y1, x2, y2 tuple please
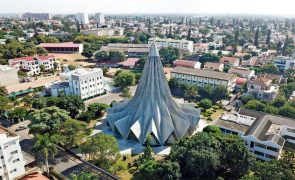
(184, 85, 199, 102)
(32, 133, 57, 175)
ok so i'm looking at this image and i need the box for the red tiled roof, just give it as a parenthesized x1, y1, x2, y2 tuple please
(236, 77, 247, 85)
(220, 56, 239, 64)
(11, 55, 55, 62)
(118, 58, 139, 67)
(39, 42, 81, 48)
(173, 60, 197, 68)
(20, 172, 49, 180)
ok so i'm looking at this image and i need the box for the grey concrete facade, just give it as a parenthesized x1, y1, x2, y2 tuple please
(106, 43, 200, 146)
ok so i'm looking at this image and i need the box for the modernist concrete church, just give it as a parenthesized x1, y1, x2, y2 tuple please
(106, 42, 200, 146)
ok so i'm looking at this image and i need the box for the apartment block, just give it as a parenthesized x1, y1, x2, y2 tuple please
(0, 126, 25, 180)
(171, 66, 236, 92)
(47, 68, 105, 100)
(148, 37, 194, 53)
(9, 55, 60, 76)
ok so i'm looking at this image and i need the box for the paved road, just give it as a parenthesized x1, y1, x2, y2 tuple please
(85, 86, 137, 106)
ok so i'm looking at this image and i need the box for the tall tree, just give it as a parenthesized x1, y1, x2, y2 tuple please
(187, 27, 191, 40)
(266, 29, 271, 45)
(234, 28, 240, 45)
(254, 27, 259, 47)
(148, 18, 151, 34)
(282, 36, 289, 56)
(32, 133, 57, 175)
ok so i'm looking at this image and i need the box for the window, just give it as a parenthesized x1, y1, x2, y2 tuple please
(265, 154, 276, 159)
(255, 143, 266, 149)
(232, 131, 238, 135)
(267, 146, 279, 152)
(12, 158, 20, 163)
(250, 141, 254, 148)
(11, 150, 18, 155)
(10, 169, 17, 174)
(220, 128, 225, 132)
(254, 150, 264, 156)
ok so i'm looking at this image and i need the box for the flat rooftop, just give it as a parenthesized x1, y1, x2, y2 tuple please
(213, 119, 250, 133)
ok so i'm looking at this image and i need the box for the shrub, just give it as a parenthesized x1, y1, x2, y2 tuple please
(199, 99, 213, 110)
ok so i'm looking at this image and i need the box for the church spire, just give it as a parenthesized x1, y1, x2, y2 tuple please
(148, 42, 159, 57)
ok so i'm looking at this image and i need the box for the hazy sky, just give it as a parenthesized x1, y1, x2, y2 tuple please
(0, 0, 294, 16)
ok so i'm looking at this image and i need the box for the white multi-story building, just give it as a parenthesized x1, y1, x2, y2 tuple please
(76, 13, 89, 25)
(82, 28, 124, 37)
(213, 109, 295, 161)
(148, 37, 194, 53)
(47, 68, 105, 100)
(9, 55, 60, 76)
(94, 13, 105, 26)
(247, 77, 279, 102)
(273, 56, 295, 72)
(0, 65, 19, 86)
(0, 126, 25, 180)
(171, 66, 236, 92)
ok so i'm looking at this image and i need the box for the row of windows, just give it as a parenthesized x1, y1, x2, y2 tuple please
(174, 75, 228, 83)
(179, 79, 224, 85)
(81, 77, 102, 84)
(253, 142, 279, 152)
(287, 128, 295, 133)
(81, 89, 104, 97)
(220, 128, 238, 135)
(81, 82, 103, 90)
(254, 150, 277, 159)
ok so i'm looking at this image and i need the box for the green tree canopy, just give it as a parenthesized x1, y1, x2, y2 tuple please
(244, 100, 266, 112)
(81, 133, 120, 170)
(94, 50, 110, 61)
(199, 53, 220, 63)
(159, 46, 180, 65)
(114, 71, 136, 88)
(260, 63, 279, 74)
(87, 103, 109, 118)
(199, 99, 213, 110)
(251, 160, 294, 180)
(58, 119, 91, 148)
(29, 106, 71, 135)
(109, 51, 126, 62)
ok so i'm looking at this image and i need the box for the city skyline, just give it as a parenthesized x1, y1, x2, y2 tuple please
(1, 0, 295, 17)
